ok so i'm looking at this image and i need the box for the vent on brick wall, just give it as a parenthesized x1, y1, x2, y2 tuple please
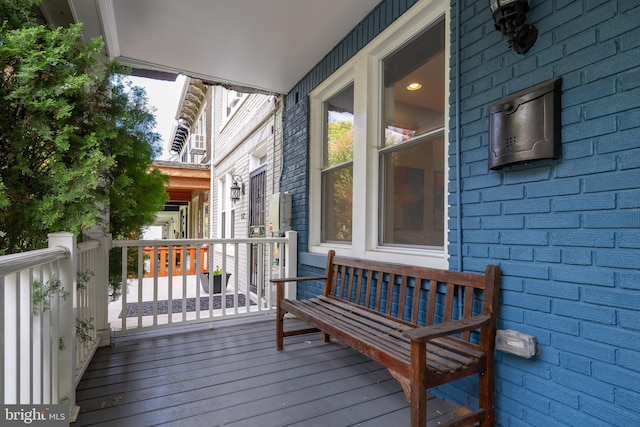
(488, 77, 562, 170)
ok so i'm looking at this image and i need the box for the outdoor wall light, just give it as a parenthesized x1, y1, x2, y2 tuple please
(230, 175, 244, 204)
(489, 0, 538, 55)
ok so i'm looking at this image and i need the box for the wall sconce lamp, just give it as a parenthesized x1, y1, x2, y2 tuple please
(490, 0, 538, 55)
(230, 175, 244, 204)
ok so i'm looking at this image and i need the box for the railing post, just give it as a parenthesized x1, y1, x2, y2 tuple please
(284, 231, 298, 300)
(86, 229, 112, 347)
(47, 232, 78, 420)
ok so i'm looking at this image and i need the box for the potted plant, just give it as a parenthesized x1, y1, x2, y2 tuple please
(200, 266, 231, 294)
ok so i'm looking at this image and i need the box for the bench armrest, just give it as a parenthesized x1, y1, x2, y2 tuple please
(270, 276, 327, 284)
(402, 315, 491, 343)
(273, 276, 328, 304)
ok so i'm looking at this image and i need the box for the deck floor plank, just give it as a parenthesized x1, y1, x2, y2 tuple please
(75, 317, 462, 426)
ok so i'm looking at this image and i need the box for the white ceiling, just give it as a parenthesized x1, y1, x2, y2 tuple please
(60, 0, 382, 94)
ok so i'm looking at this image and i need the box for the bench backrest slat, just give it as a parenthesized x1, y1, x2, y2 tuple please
(386, 272, 396, 316)
(411, 282, 421, 325)
(364, 269, 373, 310)
(374, 269, 383, 311)
(323, 251, 501, 344)
(462, 285, 475, 341)
(427, 280, 437, 326)
(398, 275, 408, 317)
(444, 283, 455, 323)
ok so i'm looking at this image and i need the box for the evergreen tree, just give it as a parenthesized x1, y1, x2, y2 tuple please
(0, 0, 168, 253)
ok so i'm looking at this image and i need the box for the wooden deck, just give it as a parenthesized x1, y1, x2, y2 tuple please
(74, 316, 466, 426)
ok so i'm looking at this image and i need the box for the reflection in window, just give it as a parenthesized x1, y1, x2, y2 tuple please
(380, 18, 445, 248)
(380, 136, 444, 247)
(383, 19, 445, 145)
(322, 84, 354, 242)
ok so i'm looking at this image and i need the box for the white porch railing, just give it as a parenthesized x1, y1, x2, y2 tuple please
(0, 232, 107, 421)
(110, 231, 297, 335)
(0, 230, 297, 418)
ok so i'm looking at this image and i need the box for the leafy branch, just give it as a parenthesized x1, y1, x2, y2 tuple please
(77, 270, 95, 291)
(32, 276, 69, 316)
(76, 317, 95, 345)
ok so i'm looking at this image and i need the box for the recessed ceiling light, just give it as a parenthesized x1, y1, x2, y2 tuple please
(406, 82, 422, 91)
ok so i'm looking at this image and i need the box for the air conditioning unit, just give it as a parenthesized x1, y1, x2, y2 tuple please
(189, 134, 205, 155)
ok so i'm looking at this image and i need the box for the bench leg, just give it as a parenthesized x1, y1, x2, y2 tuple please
(478, 367, 495, 426)
(410, 340, 427, 427)
(276, 281, 285, 351)
(276, 307, 284, 351)
(322, 332, 331, 343)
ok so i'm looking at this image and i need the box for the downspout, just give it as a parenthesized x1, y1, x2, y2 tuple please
(209, 89, 215, 239)
(209, 150, 215, 238)
(455, 0, 463, 272)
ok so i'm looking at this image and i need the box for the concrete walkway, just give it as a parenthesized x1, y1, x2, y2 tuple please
(107, 274, 259, 331)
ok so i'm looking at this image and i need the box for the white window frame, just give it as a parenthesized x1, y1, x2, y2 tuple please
(309, 0, 449, 269)
(192, 108, 206, 148)
(222, 88, 246, 128)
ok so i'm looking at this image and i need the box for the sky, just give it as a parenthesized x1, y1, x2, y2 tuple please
(126, 74, 186, 160)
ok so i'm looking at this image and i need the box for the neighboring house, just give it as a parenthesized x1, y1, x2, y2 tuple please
(162, 79, 285, 301)
(209, 86, 285, 300)
(154, 78, 212, 240)
(282, 1, 640, 426)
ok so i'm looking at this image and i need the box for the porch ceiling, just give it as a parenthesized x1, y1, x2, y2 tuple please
(42, 0, 382, 94)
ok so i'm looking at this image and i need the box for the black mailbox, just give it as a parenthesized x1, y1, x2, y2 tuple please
(488, 78, 562, 170)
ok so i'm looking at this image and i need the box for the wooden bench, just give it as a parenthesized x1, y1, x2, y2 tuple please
(273, 250, 501, 427)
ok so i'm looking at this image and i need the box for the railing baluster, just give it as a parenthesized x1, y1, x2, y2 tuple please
(181, 244, 187, 321)
(152, 245, 158, 326)
(121, 246, 127, 331)
(167, 245, 173, 323)
(137, 245, 144, 328)
(195, 243, 201, 319)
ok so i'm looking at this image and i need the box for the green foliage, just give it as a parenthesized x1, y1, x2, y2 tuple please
(77, 270, 94, 291)
(32, 275, 69, 316)
(76, 317, 95, 345)
(0, 0, 40, 30)
(212, 265, 227, 275)
(0, 1, 168, 254)
(327, 121, 353, 166)
(326, 120, 353, 240)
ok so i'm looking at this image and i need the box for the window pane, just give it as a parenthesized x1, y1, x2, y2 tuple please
(383, 19, 445, 146)
(322, 164, 353, 242)
(325, 84, 354, 167)
(380, 135, 445, 247)
(322, 83, 354, 243)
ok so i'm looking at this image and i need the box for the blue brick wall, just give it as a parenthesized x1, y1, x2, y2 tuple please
(447, 0, 640, 425)
(282, 0, 640, 425)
